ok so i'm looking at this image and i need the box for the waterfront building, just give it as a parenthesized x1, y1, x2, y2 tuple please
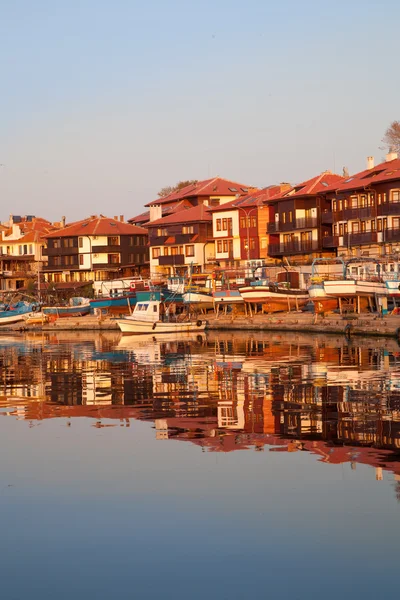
(209, 185, 289, 270)
(266, 171, 344, 263)
(0, 215, 59, 292)
(42, 215, 149, 289)
(323, 152, 400, 259)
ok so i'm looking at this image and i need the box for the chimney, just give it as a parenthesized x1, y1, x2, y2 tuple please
(386, 149, 398, 162)
(367, 156, 374, 170)
(119, 215, 124, 222)
(114, 215, 118, 221)
(61, 216, 66, 228)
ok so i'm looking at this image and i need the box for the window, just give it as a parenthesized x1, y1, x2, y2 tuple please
(371, 220, 376, 232)
(250, 238, 256, 250)
(164, 247, 169, 255)
(288, 211, 293, 222)
(344, 223, 348, 234)
(171, 247, 178, 255)
(377, 219, 382, 232)
(393, 218, 400, 229)
(108, 254, 119, 264)
(352, 222, 359, 233)
(227, 218, 232, 231)
(392, 190, 400, 203)
(240, 217, 246, 229)
(282, 213, 286, 224)
(217, 240, 222, 253)
(222, 218, 227, 230)
(351, 196, 358, 208)
(79, 237, 83, 248)
(152, 247, 160, 258)
(223, 240, 228, 252)
(157, 228, 167, 236)
(251, 216, 257, 228)
(359, 195, 367, 208)
(216, 219, 221, 231)
(210, 198, 220, 206)
(378, 194, 382, 205)
(339, 224, 343, 236)
(23, 245, 28, 254)
(53, 239, 61, 249)
(332, 200, 337, 211)
(183, 225, 194, 234)
(108, 236, 119, 246)
(19, 245, 23, 255)
(360, 221, 366, 233)
(185, 245, 195, 257)
(29, 244, 33, 254)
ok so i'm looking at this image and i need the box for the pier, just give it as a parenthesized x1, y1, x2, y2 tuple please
(1, 311, 400, 340)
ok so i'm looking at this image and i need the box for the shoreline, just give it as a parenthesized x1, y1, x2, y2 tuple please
(1, 311, 400, 339)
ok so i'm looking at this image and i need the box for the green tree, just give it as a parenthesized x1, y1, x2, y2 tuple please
(157, 180, 198, 197)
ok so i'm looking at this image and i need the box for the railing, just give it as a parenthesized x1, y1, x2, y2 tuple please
(268, 240, 319, 255)
(158, 254, 185, 266)
(267, 217, 317, 232)
(384, 228, 400, 242)
(92, 245, 121, 253)
(43, 247, 79, 256)
(322, 235, 339, 248)
(377, 203, 400, 216)
(343, 206, 376, 220)
(344, 231, 378, 245)
(321, 212, 333, 224)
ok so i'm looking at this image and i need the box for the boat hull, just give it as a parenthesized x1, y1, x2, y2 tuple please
(43, 305, 91, 317)
(0, 311, 35, 325)
(239, 286, 308, 311)
(117, 318, 207, 335)
(183, 292, 214, 310)
(90, 295, 137, 312)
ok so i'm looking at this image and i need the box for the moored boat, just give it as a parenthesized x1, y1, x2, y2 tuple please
(43, 297, 91, 318)
(117, 291, 207, 335)
(0, 301, 38, 325)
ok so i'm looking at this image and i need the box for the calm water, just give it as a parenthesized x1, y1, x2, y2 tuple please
(1, 330, 400, 599)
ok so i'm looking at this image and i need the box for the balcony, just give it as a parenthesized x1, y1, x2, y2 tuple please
(92, 245, 121, 253)
(43, 247, 79, 256)
(322, 235, 339, 248)
(321, 211, 333, 224)
(268, 240, 319, 256)
(343, 206, 376, 220)
(267, 217, 318, 233)
(158, 254, 185, 266)
(384, 228, 400, 242)
(149, 235, 169, 245)
(344, 231, 378, 246)
(332, 210, 343, 222)
(377, 202, 400, 216)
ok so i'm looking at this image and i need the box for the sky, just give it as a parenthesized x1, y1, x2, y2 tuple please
(0, 0, 399, 222)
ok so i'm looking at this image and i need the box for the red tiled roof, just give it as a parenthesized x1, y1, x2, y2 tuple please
(144, 177, 256, 207)
(43, 215, 148, 238)
(129, 200, 193, 226)
(147, 205, 212, 227)
(207, 185, 285, 212)
(269, 172, 344, 201)
(323, 157, 400, 193)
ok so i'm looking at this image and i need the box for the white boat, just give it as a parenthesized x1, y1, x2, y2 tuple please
(0, 301, 38, 326)
(183, 290, 214, 310)
(239, 281, 309, 312)
(117, 291, 207, 335)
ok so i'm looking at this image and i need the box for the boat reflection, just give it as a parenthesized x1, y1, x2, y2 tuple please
(1, 330, 400, 483)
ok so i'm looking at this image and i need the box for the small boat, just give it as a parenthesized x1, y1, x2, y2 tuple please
(183, 289, 214, 311)
(0, 301, 38, 325)
(212, 289, 243, 304)
(90, 279, 151, 315)
(239, 275, 309, 313)
(42, 297, 91, 318)
(117, 291, 207, 335)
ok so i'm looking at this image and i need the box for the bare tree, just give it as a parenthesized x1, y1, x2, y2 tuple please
(382, 121, 400, 153)
(158, 180, 198, 197)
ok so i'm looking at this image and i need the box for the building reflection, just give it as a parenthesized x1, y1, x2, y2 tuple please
(1, 331, 400, 480)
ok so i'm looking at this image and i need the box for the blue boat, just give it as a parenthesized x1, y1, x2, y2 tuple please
(89, 292, 138, 313)
(42, 297, 91, 318)
(0, 301, 38, 325)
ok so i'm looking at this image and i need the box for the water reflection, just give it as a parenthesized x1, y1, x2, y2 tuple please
(1, 330, 400, 481)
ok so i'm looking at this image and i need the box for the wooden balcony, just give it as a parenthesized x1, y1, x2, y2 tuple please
(43, 247, 79, 256)
(344, 231, 378, 246)
(343, 206, 376, 220)
(92, 245, 121, 253)
(384, 228, 400, 242)
(321, 211, 333, 224)
(322, 235, 339, 248)
(268, 240, 319, 256)
(377, 203, 400, 216)
(158, 254, 185, 266)
(267, 217, 318, 233)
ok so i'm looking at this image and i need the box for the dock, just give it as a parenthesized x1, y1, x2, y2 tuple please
(1, 311, 400, 340)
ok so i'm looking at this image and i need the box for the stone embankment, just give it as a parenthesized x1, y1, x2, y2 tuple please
(1, 312, 400, 339)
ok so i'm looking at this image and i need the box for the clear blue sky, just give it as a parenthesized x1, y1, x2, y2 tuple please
(0, 0, 399, 222)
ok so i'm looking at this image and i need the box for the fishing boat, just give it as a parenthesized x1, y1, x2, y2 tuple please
(42, 297, 91, 318)
(212, 289, 243, 304)
(239, 272, 309, 313)
(90, 278, 151, 315)
(0, 301, 38, 325)
(117, 291, 207, 335)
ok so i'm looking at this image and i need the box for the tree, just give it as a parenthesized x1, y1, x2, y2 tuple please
(157, 180, 198, 197)
(382, 121, 400, 154)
